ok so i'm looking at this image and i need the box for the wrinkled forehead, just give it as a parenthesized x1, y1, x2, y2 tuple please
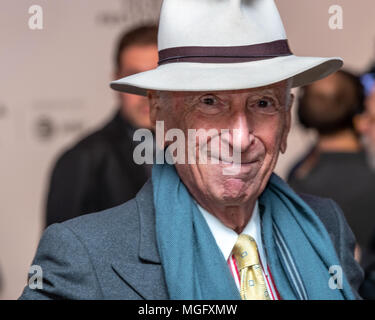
(159, 79, 292, 103)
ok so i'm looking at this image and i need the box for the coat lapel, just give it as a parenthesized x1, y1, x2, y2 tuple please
(111, 180, 169, 300)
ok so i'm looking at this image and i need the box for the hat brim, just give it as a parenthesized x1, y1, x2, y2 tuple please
(110, 55, 343, 96)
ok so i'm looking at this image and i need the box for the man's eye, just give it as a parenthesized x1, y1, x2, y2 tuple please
(197, 95, 224, 115)
(250, 97, 279, 114)
(201, 96, 217, 105)
(257, 99, 272, 108)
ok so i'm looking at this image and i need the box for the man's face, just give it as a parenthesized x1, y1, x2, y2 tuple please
(116, 44, 158, 129)
(149, 81, 293, 210)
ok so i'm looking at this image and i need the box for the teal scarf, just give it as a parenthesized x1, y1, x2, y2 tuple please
(152, 163, 355, 300)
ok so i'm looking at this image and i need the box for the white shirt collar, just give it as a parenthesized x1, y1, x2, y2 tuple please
(197, 200, 268, 268)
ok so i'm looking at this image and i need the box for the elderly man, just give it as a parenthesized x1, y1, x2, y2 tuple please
(20, 0, 363, 300)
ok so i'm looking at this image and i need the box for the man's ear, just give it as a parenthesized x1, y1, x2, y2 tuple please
(148, 90, 159, 131)
(280, 93, 294, 154)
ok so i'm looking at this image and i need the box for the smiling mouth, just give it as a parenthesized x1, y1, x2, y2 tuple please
(212, 158, 259, 165)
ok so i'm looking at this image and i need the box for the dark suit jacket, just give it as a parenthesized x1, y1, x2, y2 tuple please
(288, 149, 375, 249)
(20, 180, 364, 300)
(45, 110, 150, 227)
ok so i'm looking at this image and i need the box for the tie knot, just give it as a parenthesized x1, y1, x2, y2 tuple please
(232, 234, 261, 269)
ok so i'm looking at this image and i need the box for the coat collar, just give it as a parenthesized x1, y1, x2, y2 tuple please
(111, 179, 168, 299)
(136, 179, 161, 264)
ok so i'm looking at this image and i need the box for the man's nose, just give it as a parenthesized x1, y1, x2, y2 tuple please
(227, 112, 254, 152)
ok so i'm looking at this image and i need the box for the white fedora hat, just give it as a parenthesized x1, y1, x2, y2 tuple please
(110, 0, 343, 96)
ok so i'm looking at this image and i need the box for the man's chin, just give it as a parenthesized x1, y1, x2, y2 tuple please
(207, 178, 256, 205)
(216, 194, 250, 207)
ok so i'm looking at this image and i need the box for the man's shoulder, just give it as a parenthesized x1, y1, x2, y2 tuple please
(298, 192, 354, 255)
(52, 180, 153, 248)
(298, 192, 334, 213)
(54, 197, 140, 249)
(298, 192, 340, 229)
(20, 196, 147, 300)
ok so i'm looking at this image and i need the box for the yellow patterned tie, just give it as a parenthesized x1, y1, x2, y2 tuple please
(232, 234, 270, 300)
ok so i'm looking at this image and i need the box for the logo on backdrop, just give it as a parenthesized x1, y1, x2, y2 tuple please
(96, 0, 161, 26)
(34, 116, 56, 140)
(31, 99, 86, 142)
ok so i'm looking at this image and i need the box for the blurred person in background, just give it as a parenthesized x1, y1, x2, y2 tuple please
(356, 69, 375, 299)
(358, 70, 375, 171)
(45, 25, 158, 227)
(287, 70, 375, 257)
